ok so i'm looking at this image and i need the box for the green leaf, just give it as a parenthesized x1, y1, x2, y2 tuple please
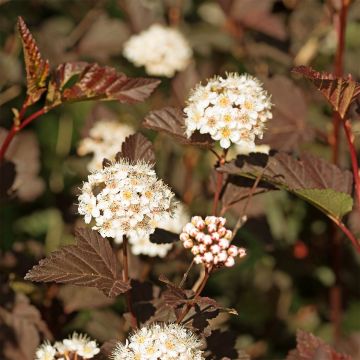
(294, 188, 353, 220)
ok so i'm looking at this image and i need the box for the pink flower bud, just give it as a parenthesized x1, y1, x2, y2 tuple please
(218, 251, 228, 262)
(217, 227, 226, 237)
(225, 256, 235, 267)
(224, 230, 232, 240)
(213, 255, 219, 265)
(180, 233, 189, 242)
(218, 217, 226, 226)
(191, 245, 199, 255)
(219, 238, 230, 249)
(207, 223, 217, 233)
(211, 232, 220, 241)
(205, 216, 216, 225)
(238, 247, 247, 258)
(199, 244, 207, 253)
(183, 223, 195, 234)
(183, 239, 194, 249)
(211, 244, 221, 254)
(203, 235, 213, 245)
(196, 232, 205, 242)
(194, 255, 203, 264)
(227, 245, 238, 257)
(203, 252, 214, 263)
(191, 216, 203, 225)
(195, 220, 205, 230)
(189, 228, 199, 237)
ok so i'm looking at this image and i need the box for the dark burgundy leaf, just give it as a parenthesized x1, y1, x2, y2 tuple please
(115, 133, 155, 164)
(189, 304, 219, 333)
(219, 152, 353, 220)
(292, 66, 360, 118)
(102, 158, 112, 168)
(18, 17, 50, 106)
(142, 107, 214, 148)
(261, 75, 314, 151)
(25, 227, 130, 297)
(206, 329, 239, 360)
(46, 62, 160, 107)
(149, 228, 179, 244)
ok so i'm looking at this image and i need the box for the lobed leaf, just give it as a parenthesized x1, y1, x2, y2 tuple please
(261, 75, 314, 151)
(46, 62, 160, 107)
(25, 227, 130, 297)
(142, 107, 214, 148)
(220, 152, 353, 220)
(292, 66, 360, 118)
(115, 133, 155, 164)
(287, 330, 352, 360)
(18, 17, 50, 106)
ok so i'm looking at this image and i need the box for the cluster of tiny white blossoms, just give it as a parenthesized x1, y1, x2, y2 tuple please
(77, 119, 135, 171)
(111, 323, 204, 360)
(184, 73, 272, 149)
(35, 333, 100, 360)
(128, 202, 189, 257)
(78, 160, 176, 242)
(180, 216, 246, 268)
(123, 24, 192, 77)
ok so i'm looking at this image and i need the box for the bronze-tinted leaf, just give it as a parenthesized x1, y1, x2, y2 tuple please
(143, 107, 214, 148)
(206, 329, 239, 360)
(220, 152, 353, 220)
(18, 17, 50, 106)
(287, 330, 352, 360)
(58, 285, 115, 314)
(292, 66, 360, 118)
(46, 62, 160, 107)
(115, 133, 155, 164)
(261, 75, 314, 151)
(25, 227, 130, 297)
(0, 294, 52, 360)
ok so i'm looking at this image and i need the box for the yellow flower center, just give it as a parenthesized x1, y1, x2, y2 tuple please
(219, 96, 230, 107)
(243, 100, 254, 110)
(220, 127, 231, 138)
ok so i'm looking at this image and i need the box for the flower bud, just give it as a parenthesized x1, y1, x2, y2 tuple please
(191, 245, 200, 255)
(191, 216, 202, 225)
(225, 256, 235, 267)
(199, 244, 207, 253)
(203, 252, 214, 263)
(207, 223, 217, 233)
(217, 227, 226, 237)
(219, 238, 230, 249)
(218, 251, 228, 262)
(180, 233, 189, 242)
(224, 230, 232, 240)
(203, 235, 213, 245)
(227, 245, 238, 257)
(183, 239, 194, 249)
(194, 255, 202, 264)
(211, 244, 221, 254)
(238, 247, 247, 258)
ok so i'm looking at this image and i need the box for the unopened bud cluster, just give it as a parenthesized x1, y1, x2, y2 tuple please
(180, 216, 246, 268)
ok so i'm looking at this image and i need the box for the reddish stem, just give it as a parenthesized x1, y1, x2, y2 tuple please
(122, 236, 137, 329)
(331, 0, 349, 164)
(330, 215, 360, 253)
(343, 120, 360, 206)
(0, 107, 46, 160)
(176, 267, 211, 323)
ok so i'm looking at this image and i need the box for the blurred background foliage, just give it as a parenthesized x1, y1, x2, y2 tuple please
(1, 0, 360, 359)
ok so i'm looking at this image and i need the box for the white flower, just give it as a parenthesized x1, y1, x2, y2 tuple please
(78, 160, 177, 242)
(78, 119, 135, 171)
(112, 323, 204, 360)
(184, 73, 272, 149)
(123, 24, 192, 77)
(35, 342, 56, 360)
(128, 202, 189, 257)
(36, 333, 100, 359)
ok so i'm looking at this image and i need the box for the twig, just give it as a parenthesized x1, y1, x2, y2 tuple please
(176, 266, 211, 323)
(212, 150, 227, 215)
(179, 259, 195, 289)
(122, 235, 137, 329)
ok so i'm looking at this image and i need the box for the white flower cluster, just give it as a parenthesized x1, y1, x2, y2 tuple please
(123, 24, 192, 77)
(78, 160, 176, 242)
(128, 202, 189, 257)
(184, 73, 272, 149)
(180, 216, 246, 269)
(112, 323, 204, 360)
(35, 333, 100, 360)
(77, 119, 135, 171)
